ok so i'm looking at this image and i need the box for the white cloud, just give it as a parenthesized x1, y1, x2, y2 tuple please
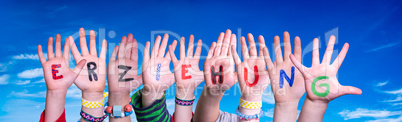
(166, 98, 175, 115)
(262, 86, 275, 104)
(366, 115, 402, 122)
(366, 42, 400, 53)
(33, 78, 45, 83)
(15, 80, 30, 85)
(66, 84, 82, 99)
(0, 74, 10, 85)
(376, 81, 388, 87)
(384, 88, 402, 95)
(0, 61, 14, 72)
(382, 96, 402, 102)
(263, 108, 274, 118)
(338, 108, 402, 120)
(9, 90, 46, 98)
(12, 54, 39, 60)
(17, 68, 43, 79)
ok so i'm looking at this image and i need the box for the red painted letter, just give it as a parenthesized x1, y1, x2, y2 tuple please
(182, 64, 192, 80)
(52, 64, 63, 80)
(244, 66, 259, 87)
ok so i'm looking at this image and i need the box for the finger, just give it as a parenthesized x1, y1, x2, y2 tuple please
(247, 33, 257, 58)
(289, 54, 308, 75)
(187, 35, 195, 57)
(89, 30, 97, 56)
(221, 29, 232, 55)
(110, 46, 119, 62)
(158, 33, 169, 58)
(38, 45, 46, 64)
(143, 41, 150, 66)
(207, 42, 216, 59)
(262, 47, 274, 71)
(99, 39, 107, 60)
(47, 37, 54, 59)
(231, 45, 241, 65)
(151, 36, 161, 58)
(294, 36, 302, 61)
(71, 59, 87, 75)
(62, 38, 70, 65)
(240, 36, 250, 59)
(55, 34, 62, 57)
(169, 45, 178, 64)
(180, 37, 185, 59)
(126, 34, 133, 59)
(274, 36, 283, 62)
(131, 38, 139, 61)
(214, 32, 224, 55)
(283, 31, 291, 61)
(118, 36, 127, 59)
(193, 39, 202, 59)
(229, 34, 237, 56)
(332, 43, 349, 69)
(79, 28, 90, 56)
(258, 35, 266, 57)
(312, 38, 320, 65)
(69, 36, 82, 61)
(164, 51, 172, 63)
(322, 35, 336, 65)
(340, 85, 362, 95)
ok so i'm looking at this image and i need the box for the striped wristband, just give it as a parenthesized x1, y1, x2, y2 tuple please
(175, 96, 195, 106)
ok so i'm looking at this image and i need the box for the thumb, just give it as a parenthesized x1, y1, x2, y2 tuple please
(340, 85, 362, 95)
(72, 59, 87, 76)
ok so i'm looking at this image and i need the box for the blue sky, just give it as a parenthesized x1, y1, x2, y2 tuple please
(1, 0, 402, 121)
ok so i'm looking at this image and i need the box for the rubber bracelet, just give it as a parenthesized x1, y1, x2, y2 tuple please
(175, 96, 195, 106)
(80, 110, 107, 122)
(239, 98, 262, 109)
(104, 102, 134, 118)
(235, 107, 263, 121)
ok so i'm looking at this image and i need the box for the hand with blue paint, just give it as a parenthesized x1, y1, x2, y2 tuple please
(38, 34, 87, 121)
(289, 35, 362, 122)
(262, 31, 305, 122)
(107, 34, 143, 121)
(141, 33, 175, 107)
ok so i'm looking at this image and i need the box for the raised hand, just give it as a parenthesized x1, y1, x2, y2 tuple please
(169, 35, 204, 122)
(262, 32, 304, 122)
(108, 34, 143, 94)
(203, 29, 237, 93)
(290, 36, 362, 122)
(70, 28, 107, 118)
(231, 33, 269, 101)
(231, 34, 270, 122)
(142, 33, 174, 107)
(38, 34, 86, 121)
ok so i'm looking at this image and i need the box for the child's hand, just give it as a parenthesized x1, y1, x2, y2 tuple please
(107, 34, 143, 95)
(70, 28, 107, 94)
(141, 34, 174, 107)
(203, 29, 237, 94)
(38, 34, 86, 92)
(263, 32, 305, 103)
(231, 33, 269, 101)
(168, 35, 204, 97)
(289, 36, 362, 103)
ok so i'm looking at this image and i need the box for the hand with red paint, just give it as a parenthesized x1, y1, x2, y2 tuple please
(231, 33, 270, 101)
(231, 33, 270, 122)
(142, 34, 175, 107)
(262, 32, 305, 122)
(107, 34, 143, 121)
(38, 34, 86, 121)
(289, 36, 362, 122)
(168, 35, 204, 122)
(70, 28, 108, 118)
(203, 29, 237, 93)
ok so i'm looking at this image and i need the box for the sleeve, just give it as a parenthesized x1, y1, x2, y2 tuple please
(215, 111, 238, 122)
(131, 90, 172, 122)
(39, 109, 66, 122)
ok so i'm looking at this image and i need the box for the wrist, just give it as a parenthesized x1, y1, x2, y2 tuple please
(46, 90, 67, 97)
(241, 94, 262, 102)
(82, 91, 104, 101)
(176, 88, 195, 100)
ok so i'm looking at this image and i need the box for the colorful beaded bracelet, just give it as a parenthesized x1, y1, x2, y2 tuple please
(175, 96, 195, 106)
(235, 107, 263, 121)
(104, 102, 134, 118)
(80, 110, 107, 122)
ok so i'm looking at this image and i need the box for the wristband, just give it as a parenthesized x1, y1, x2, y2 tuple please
(235, 107, 263, 121)
(80, 110, 107, 122)
(104, 102, 134, 118)
(175, 96, 195, 106)
(239, 98, 262, 109)
(81, 92, 109, 108)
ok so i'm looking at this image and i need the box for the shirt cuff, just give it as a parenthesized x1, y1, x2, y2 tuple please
(131, 89, 172, 122)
